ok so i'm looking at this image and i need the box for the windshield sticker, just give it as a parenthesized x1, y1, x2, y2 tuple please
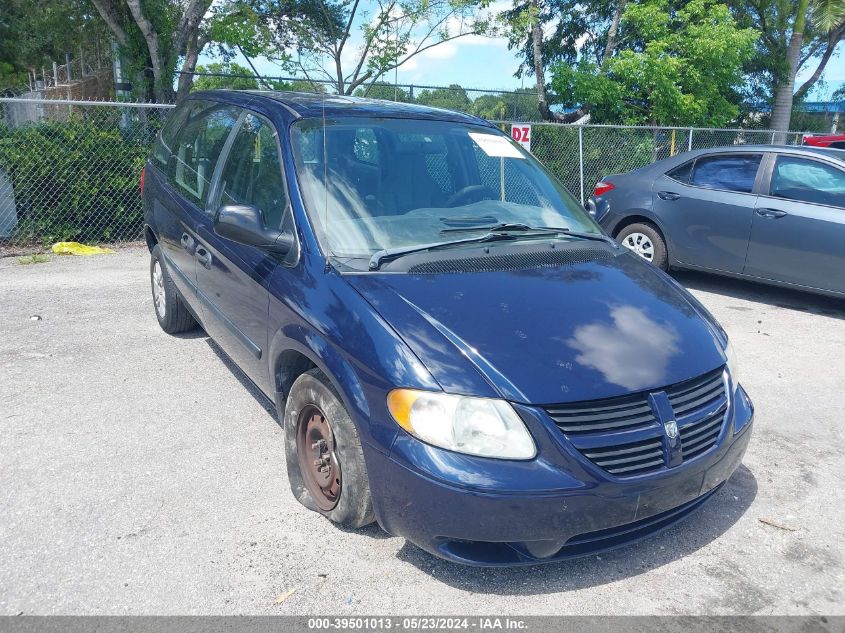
(468, 133, 525, 159)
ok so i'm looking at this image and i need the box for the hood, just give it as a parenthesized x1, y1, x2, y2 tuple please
(345, 250, 727, 404)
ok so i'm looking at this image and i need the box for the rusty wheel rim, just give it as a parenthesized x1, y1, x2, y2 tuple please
(296, 405, 341, 511)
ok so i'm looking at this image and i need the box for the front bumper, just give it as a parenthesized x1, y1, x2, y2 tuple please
(366, 385, 754, 566)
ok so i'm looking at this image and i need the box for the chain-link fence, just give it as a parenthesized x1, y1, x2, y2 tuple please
(0, 98, 173, 246)
(0, 97, 804, 247)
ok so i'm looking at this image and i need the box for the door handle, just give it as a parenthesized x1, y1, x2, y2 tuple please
(180, 233, 195, 250)
(756, 208, 788, 219)
(195, 246, 212, 269)
(658, 191, 681, 201)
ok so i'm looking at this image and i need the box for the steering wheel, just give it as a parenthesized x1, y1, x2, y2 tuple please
(445, 185, 497, 207)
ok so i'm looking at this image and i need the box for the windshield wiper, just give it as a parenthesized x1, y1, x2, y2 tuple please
(441, 222, 616, 246)
(369, 233, 532, 270)
(440, 221, 557, 234)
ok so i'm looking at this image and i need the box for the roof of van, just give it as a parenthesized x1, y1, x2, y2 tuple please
(189, 89, 494, 126)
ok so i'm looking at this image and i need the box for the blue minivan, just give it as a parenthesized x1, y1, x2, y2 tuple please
(142, 91, 753, 566)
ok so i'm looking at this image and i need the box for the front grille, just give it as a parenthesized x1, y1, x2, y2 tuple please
(544, 366, 728, 478)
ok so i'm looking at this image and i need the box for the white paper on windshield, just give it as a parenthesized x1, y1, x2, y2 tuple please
(468, 132, 525, 159)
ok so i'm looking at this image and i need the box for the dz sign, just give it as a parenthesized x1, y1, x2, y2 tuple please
(511, 124, 531, 152)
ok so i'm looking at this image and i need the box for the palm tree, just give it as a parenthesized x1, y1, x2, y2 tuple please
(770, 0, 845, 138)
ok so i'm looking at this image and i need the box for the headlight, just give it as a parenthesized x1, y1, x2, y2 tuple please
(725, 340, 741, 388)
(387, 389, 536, 460)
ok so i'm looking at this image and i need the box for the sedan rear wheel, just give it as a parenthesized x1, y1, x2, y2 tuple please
(616, 222, 668, 271)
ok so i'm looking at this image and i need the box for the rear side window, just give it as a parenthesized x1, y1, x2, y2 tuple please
(151, 105, 192, 170)
(770, 156, 845, 207)
(216, 113, 289, 229)
(689, 154, 761, 193)
(667, 160, 693, 184)
(168, 101, 239, 207)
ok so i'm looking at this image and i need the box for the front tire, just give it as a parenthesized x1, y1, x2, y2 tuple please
(284, 369, 374, 528)
(150, 245, 197, 334)
(616, 222, 668, 271)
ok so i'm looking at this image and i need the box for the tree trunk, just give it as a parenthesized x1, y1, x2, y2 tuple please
(770, 0, 809, 141)
(602, 0, 626, 66)
(529, 0, 555, 121)
(176, 32, 208, 101)
(795, 27, 845, 101)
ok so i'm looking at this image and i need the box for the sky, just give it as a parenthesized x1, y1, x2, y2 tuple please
(199, 3, 845, 101)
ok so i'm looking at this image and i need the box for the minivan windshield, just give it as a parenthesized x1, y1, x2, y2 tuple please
(290, 117, 601, 261)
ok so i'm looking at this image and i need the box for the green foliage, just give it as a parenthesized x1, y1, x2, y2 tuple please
(354, 83, 412, 102)
(416, 84, 473, 112)
(497, 0, 617, 76)
(471, 88, 538, 120)
(551, 0, 758, 126)
(0, 115, 158, 244)
(192, 62, 262, 90)
(0, 0, 110, 83)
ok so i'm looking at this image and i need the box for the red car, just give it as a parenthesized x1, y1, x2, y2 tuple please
(802, 133, 845, 149)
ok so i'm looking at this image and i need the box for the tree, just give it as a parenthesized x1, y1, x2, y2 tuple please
(353, 82, 411, 101)
(228, 0, 491, 95)
(471, 88, 537, 120)
(0, 0, 110, 89)
(550, 0, 758, 126)
(731, 0, 845, 134)
(191, 62, 262, 90)
(416, 84, 472, 111)
(495, 0, 622, 121)
(90, 0, 213, 102)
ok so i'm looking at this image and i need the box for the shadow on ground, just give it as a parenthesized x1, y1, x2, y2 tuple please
(205, 337, 278, 422)
(395, 464, 757, 594)
(673, 270, 845, 320)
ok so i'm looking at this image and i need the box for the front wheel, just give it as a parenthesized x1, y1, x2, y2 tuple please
(616, 222, 668, 271)
(284, 369, 374, 528)
(150, 245, 197, 334)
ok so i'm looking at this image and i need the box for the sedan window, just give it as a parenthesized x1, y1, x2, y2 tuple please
(689, 154, 762, 193)
(770, 156, 845, 207)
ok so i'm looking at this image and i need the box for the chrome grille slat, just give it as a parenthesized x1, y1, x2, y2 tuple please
(546, 402, 652, 420)
(553, 414, 656, 433)
(682, 415, 724, 442)
(583, 441, 662, 459)
(593, 450, 664, 467)
(544, 365, 728, 478)
(671, 384, 724, 411)
(606, 458, 665, 474)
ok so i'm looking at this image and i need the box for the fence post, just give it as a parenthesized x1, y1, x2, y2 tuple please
(578, 125, 585, 205)
(688, 128, 693, 151)
(771, 131, 776, 143)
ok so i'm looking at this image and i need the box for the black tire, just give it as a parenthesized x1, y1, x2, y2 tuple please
(284, 369, 374, 528)
(616, 222, 669, 271)
(150, 244, 197, 334)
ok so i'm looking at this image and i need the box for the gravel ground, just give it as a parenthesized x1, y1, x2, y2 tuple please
(1, 245, 843, 615)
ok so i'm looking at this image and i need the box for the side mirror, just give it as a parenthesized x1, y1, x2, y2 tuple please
(214, 204, 294, 255)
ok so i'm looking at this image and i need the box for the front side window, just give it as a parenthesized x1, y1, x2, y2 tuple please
(689, 154, 762, 193)
(290, 118, 599, 260)
(169, 101, 239, 207)
(770, 156, 845, 207)
(216, 113, 289, 229)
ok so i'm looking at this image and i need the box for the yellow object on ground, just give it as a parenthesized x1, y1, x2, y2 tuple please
(51, 242, 115, 256)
